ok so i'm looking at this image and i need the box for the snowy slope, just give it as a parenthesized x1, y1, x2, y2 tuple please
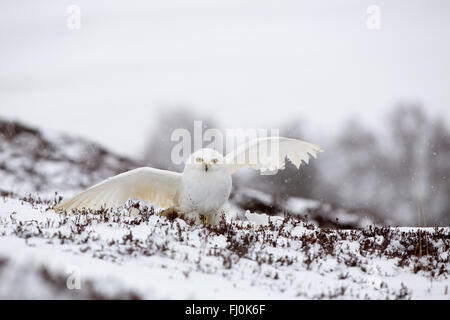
(0, 119, 143, 197)
(0, 196, 448, 299)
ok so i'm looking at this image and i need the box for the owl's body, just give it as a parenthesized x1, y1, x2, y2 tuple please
(55, 137, 323, 225)
(178, 161, 232, 216)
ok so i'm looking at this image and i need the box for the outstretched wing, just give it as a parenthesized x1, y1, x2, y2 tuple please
(55, 167, 182, 212)
(224, 137, 323, 175)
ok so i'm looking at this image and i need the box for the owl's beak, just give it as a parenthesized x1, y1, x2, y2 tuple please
(204, 164, 209, 172)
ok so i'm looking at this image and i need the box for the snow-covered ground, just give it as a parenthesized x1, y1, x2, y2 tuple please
(0, 119, 449, 299)
(0, 196, 448, 299)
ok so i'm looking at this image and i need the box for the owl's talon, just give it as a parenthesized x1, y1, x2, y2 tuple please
(199, 214, 213, 226)
(159, 207, 181, 221)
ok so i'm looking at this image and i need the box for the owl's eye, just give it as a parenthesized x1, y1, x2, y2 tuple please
(195, 157, 203, 163)
(211, 159, 218, 164)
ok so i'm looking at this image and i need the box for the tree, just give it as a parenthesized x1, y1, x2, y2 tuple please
(313, 104, 450, 226)
(314, 118, 390, 213)
(425, 119, 450, 225)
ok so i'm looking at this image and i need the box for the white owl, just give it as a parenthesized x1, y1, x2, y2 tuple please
(55, 137, 323, 224)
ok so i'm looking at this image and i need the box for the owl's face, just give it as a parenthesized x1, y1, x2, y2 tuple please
(185, 148, 225, 173)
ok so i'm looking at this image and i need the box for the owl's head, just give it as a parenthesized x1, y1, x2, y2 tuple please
(185, 148, 225, 173)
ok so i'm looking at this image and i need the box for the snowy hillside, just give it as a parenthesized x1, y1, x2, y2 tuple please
(0, 119, 142, 197)
(0, 119, 448, 299)
(0, 196, 448, 299)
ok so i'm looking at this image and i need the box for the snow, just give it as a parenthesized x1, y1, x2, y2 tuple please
(285, 197, 321, 214)
(0, 196, 448, 300)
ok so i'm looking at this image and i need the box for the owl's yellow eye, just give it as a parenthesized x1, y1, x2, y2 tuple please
(196, 157, 203, 163)
(211, 159, 218, 164)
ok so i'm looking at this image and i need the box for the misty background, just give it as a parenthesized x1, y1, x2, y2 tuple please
(1, 1, 449, 226)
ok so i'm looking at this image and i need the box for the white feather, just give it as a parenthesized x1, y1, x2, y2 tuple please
(224, 137, 323, 174)
(55, 167, 182, 212)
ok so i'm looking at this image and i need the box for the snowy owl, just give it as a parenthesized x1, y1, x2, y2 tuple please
(55, 137, 323, 224)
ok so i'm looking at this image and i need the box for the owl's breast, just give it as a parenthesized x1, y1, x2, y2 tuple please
(178, 170, 232, 215)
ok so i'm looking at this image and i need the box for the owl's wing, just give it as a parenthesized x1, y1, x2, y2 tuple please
(55, 167, 182, 212)
(224, 137, 323, 175)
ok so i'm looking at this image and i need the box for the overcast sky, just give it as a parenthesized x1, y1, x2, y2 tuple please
(1, 0, 449, 158)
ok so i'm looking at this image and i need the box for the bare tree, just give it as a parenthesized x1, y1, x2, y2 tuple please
(313, 104, 449, 226)
(425, 118, 450, 225)
(314, 118, 390, 213)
